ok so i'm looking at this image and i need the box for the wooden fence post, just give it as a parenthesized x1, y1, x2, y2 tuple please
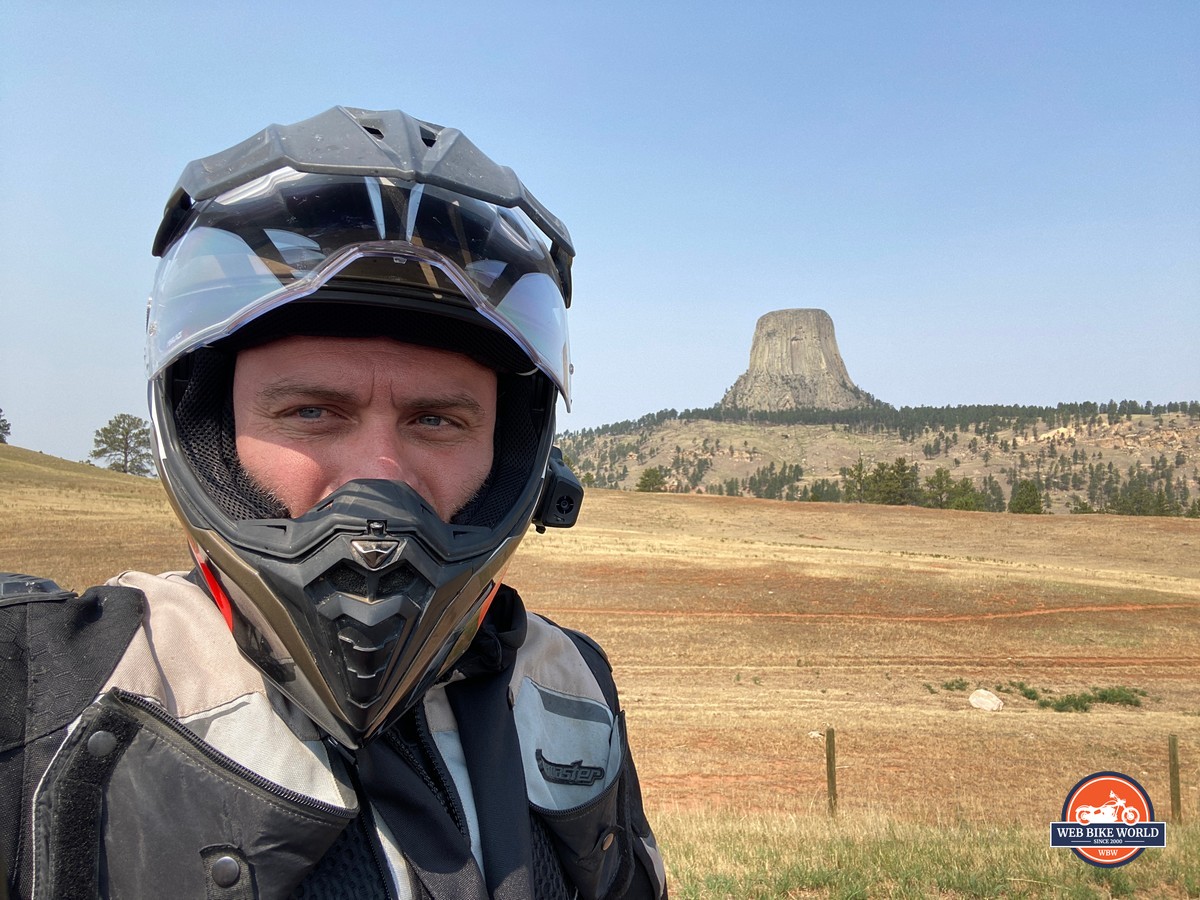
(1168, 734, 1181, 824)
(826, 727, 837, 817)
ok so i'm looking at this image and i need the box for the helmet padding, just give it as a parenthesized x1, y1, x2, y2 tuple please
(174, 348, 288, 521)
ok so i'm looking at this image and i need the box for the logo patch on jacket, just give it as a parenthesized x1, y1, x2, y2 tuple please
(536, 748, 606, 787)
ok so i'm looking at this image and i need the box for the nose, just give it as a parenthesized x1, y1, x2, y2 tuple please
(337, 419, 417, 488)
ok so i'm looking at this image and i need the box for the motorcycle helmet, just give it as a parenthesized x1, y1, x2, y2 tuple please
(147, 106, 582, 747)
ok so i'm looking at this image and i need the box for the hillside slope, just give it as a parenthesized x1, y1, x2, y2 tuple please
(558, 410, 1200, 514)
(0, 443, 188, 589)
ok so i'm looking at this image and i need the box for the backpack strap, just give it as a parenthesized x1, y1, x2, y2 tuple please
(0, 579, 145, 898)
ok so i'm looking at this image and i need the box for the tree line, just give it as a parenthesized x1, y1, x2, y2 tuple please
(564, 399, 1200, 444)
(637, 454, 1199, 517)
(657, 457, 1015, 513)
(566, 398, 1199, 518)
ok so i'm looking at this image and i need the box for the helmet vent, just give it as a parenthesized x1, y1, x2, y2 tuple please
(327, 564, 368, 596)
(312, 560, 429, 709)
(338, 617, 413, 706)
(322, 561, 426, 603)
(419, 124, 439, 148)
(362, 125, 384, 140)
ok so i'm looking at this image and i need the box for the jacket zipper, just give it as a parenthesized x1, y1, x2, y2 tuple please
(530, 778, 620, 821)
(415, 702, 471, 839)
(345, 765, 399, 900)
(384, 705, 470, 840)
(109, 688, 356, 820)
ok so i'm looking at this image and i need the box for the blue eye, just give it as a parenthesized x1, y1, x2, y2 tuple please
(296, 407, 324, 419)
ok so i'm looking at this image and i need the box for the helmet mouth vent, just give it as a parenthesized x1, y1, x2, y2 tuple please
(338, 618, 411, 707)
(309, 560, 432, 625)
(309, 560, 432, 710)
(321, 560, 425, 601)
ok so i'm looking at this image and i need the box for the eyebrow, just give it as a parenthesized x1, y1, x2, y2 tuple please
(258, 383, 356, 405)
(257, 381, 490, 415)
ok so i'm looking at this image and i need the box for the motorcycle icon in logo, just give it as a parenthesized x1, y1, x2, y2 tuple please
(1074, 790, 1140, 825)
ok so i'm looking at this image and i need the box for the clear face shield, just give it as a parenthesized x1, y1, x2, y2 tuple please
(147, 168, 571, 407)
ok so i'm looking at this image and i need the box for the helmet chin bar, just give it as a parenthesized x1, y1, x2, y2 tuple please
(197, 479, 526, 746)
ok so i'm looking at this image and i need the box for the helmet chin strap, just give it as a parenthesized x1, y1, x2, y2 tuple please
(190, 540, 234, 632)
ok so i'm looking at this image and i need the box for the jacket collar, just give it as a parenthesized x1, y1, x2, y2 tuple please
(452, 584, 527, 679)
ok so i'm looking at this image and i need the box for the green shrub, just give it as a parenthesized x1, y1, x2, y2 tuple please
(1040, 693, 1093, 712)
(1091, 685, 1146, 707)
(1036, 685, 1147, 712)
(1010, 680, 1041, 701)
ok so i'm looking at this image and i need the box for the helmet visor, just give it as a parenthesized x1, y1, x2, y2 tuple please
(147, 169, 571, 404)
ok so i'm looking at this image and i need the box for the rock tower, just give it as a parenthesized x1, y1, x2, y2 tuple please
(720, 309, 870, 412)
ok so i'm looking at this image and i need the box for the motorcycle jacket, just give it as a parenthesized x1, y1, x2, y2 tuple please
(0, 571, 666, 900)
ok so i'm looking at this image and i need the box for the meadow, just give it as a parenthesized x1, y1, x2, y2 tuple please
(2, 443, 1197, 897)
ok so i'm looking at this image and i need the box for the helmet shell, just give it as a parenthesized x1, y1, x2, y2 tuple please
(147, 107, 579, 746)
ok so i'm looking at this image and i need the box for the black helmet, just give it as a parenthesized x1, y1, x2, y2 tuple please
(147, 107, 582, 747)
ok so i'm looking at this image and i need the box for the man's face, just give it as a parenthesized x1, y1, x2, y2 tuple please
(232, 335, 497, 521)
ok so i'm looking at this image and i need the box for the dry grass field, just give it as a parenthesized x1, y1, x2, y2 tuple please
(3, 443, 1197, 897)
(0, 445, 188, 587)
(510, 491, 1199, 897)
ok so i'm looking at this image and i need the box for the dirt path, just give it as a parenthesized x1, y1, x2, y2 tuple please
(542, 601, 1196, 623)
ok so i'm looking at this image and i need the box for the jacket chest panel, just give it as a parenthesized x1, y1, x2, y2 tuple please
(34, 692, 356, 900)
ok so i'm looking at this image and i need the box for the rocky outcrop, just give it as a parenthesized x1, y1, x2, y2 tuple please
(720, 309, 871, 412)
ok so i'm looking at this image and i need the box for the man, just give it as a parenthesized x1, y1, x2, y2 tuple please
(1, 107, 666, 899)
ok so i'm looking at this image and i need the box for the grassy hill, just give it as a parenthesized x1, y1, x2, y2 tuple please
(558, 408, 1200, 514)
(0, 443, 189, 589)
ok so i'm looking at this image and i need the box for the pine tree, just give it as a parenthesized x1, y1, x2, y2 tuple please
(922, 468, 955, 509)
(1008, 479, 1044, 514)
(840, 458, 868, 502)
(90, 413, 154, 476)
(635, 467, 668, 493)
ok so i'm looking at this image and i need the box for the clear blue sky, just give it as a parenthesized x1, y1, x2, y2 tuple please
(2, 2, 1197, 463)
